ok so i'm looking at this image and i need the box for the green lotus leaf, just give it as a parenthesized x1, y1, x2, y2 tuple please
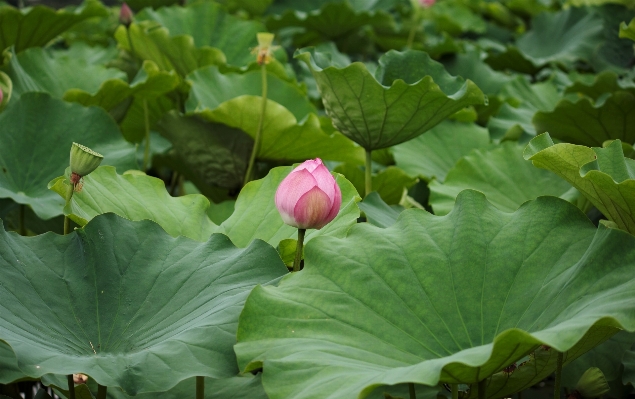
(0, 213, 288, 394)
(190, 95, 365, 164)
(48, 166, 216, 241)
(333, 164, 417, 204)
(186, 66, 315, 121)
(485, 8, 604, 71)
(443, 49, 516, 96)
(235, 189, 635, 399)
(218, 0, 273, 15)
(620, 17, 635, 41)
(429, 142, 573, 215)
(45, 374, 268, 399)
(533, 90, 635, 147)
(524, 133, 635, 235)
(156, 112, 253, 192)
(295, 48, 486, 151)
(136, 2, 265, 67)
(393, 120, 490, 182)
(65, 60, 179, 109)
(431, 0, 487, 35)
(217, 166, 360, 248)
(561, 331, 635, 387)
(114, 22, 225, 77)
(488, 77, 560, 142)
(2, 46, 125, 102)
(0, 93, 143, 220)
(266, 1, 394, 42)
(0, 341, 24, 384)
(564, 70, 635, 100)
(0, 0, 108, 52)
(358, 192, 403, 228)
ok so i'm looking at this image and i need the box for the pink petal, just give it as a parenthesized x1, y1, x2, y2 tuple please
(308, 162, 336, 203)
(293, 186, 332, 229)
(321, 180, 342, 228)
(275, 169, 318, 225)
(291, 158, 323, 174)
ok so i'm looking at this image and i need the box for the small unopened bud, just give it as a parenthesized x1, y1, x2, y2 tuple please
(255, 32, 275, 65)
(69, 143, 103, 190)
(0, 88, 3, 105)
(73, 373, 88, 385)
(419, 0, 435, 7)
(119, 3, 133, 27)
(568, 368, 609, 399)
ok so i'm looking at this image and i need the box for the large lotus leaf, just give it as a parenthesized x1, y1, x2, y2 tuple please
(65, 60, 179, 110)
(0, 0, 108, 52)
(620, 17, 635, 41)
(0, 93, 142, 220)
(533, 90, 635, 147)
(217, 166, 360, 248)
(0, 341, 24, 384)
(443, 49, 515, 96)
(295, 48, 486, 151)
(524, 133, 635, 235)
(136, 2, 264, 67)
(156, 112, 252, 192)
(564, 70, 635, 100)
(266, 1, 394, 41)
(114, 22, 225, 77)
(393, 120, 490, 182)
(186, 66, 315, 121)
(235, 189, 635, 399)
(429, 142, 573, 215)
(431, 0, 487, 35)
(2, 46, 125, 103)
(48, 166, 216, 241)
(0, 213, 288, 394)
(358, 191, 403, 228)
(488, 77, 560, 142)
(485, 8, 604, 71)
(44, 374, 268, 399)
(191, 95, 365, 164)
(589, 5, 635, 73)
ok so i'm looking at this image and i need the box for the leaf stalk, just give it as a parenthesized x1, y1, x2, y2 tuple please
(244, 64, 268, 186)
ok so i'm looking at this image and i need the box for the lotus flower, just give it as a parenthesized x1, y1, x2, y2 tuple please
(275, 159, 341, 230)
(419, 0, 435, 7)
(119, 2, 133, 27)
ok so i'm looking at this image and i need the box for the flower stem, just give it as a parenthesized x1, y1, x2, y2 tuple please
(293, 228, 306, 272)
(126, 27, 136, 58)
(478, 379, 487, 399)
(406, 20, 417, 49)
(142, 99, 150, 171)
(196, 376, 204, 399)
(19, 204, 26, 236)
(409, 383, 416, 399)
(452, 384, 458, 399)
(243, 64, 268, 186)
(365, 149, 372, 197)
(96, 384, 107, 399)
(63, 183, 74, 235)
(554, 352, 563, 399)
(67, 375, 75, 399)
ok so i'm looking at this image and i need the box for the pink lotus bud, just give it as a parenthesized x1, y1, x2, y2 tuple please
(275, 159, 342, 230)
(419, 0, 435, 7)
(0, 88, 3, 104)
(119, 3, 133, 27)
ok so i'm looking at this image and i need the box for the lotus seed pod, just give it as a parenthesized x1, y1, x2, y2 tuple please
(573, 367, 609, 399)
(73, 373, 88, 385)
(70, 142, 103, 178)
(255, 32, 275, 65)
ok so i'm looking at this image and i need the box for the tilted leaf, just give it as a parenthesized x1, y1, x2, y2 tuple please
(236, 190, 635, 399)
(295, 48, 486, 150)
(524, 133, 635, 235)
(0, 0, 108, 52)
(48, 166, 216, 242)
(136, 2, 265, 67)
(620, 17, 635, 41)
(0, 213, 288, 394)
(186, 65, 315, 121)
(191, 95, 365, 164)
(217, 166, 360, 248)
(0, 93, 142, 220)
(533, 90, 635, 147)
(333, 164, 417, 205)
(0, 340, 24, 384)
(429, 142, 573, 215)
(358, 192, 403, 228)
